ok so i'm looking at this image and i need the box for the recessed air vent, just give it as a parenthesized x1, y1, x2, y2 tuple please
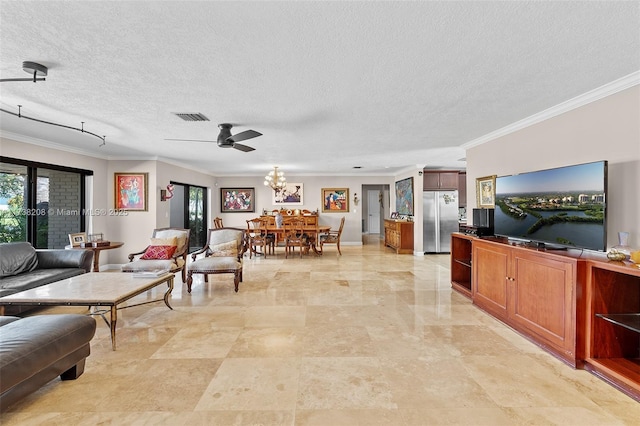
(172, 112, 210, 122)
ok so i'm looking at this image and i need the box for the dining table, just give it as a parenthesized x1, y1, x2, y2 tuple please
(249, 225, 330, 255)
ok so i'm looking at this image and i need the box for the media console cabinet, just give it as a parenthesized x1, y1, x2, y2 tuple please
(450, 232, 640, 401)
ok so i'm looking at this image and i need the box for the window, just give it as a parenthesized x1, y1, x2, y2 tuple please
(0, 157, 92, 248)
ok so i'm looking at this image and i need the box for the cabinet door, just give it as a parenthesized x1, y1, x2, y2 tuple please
(438, 172, 459, 190)
(508, 251, 575, 355)
(423, 172, 441, 190)
(472, 240, 509, 320)
(458, 172, 467, 207)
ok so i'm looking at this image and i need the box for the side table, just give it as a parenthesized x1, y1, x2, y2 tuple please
(65, 242, 124, 272)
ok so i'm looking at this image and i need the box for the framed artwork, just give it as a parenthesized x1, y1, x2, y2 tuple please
(68, 232, 86, 247)
(114, 172, 148, 211)
(390, 212, 399, 219)
(395, 177, 414, 215)
(221, 188, 255, 213)
(322, 188, 349, 213)
(476, 175, 497, 208)
(272, 182, 304, 205)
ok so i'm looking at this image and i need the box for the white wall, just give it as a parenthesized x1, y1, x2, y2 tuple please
(465, 84, 640, 250)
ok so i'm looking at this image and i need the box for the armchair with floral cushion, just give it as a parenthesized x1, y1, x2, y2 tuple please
(186, 227, 246, 293)
(121, 228, 190, 282)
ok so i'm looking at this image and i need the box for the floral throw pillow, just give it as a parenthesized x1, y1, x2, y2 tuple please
(141, 245, 177, 260)
(209, 240, 238, 257)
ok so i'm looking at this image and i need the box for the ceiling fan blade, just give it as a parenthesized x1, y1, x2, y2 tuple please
(227, 129, 262, 143)
(233, 143, 255, 152)
(164, 138, 216, 142)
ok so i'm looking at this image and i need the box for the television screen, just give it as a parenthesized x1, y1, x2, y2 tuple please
(494, 161, 607, 251)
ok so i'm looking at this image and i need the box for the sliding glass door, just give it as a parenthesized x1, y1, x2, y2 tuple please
(169, 182, 207, 252)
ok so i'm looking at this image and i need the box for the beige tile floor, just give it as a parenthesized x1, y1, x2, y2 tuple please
(2, 235, 639, 425)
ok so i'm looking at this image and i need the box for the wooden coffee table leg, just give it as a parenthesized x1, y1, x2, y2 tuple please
(110, 305, 117, 350)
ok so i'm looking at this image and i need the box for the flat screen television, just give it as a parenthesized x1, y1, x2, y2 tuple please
(494, 160, 607, 251)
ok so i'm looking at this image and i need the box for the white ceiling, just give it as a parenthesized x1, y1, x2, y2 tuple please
(1, 1, 639, 176)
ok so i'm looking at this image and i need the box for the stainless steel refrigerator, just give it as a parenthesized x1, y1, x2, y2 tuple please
(423, 191, 459, 253)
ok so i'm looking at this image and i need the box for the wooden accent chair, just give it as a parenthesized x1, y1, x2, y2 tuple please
(186, 228, 246, 293)
(319, 216, 345, 255)
(213, 217, 224, 229)
(246, 218, 272, 258)
(284, 217, 309, 258)
(121, 228, 190, 282)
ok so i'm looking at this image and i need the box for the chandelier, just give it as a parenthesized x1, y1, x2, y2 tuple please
(264, 166, 286, 191)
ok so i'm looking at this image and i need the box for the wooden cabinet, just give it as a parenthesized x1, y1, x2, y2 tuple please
(452, 236, 640, 398)
(261, 214, 317, 226)
(472, 239, 510, 320)
(384, 220, 414, 254)
(471, 238, 581, 366)
(583, 260, 640, 401)
(450, 233, 473, 298)
(458, 172, 467, 207)
(423, 171, 460, 190)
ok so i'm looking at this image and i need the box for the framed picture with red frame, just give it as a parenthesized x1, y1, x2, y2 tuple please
(114, 172, 148, 211)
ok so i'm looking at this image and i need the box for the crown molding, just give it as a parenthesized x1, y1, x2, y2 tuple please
(463, 71, 640, 149)
(0, 130, 111, 160)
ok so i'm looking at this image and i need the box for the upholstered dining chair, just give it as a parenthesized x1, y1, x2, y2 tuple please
(186, 228, 246, 293)
(213, 217, 224, 229)
(284, 217, 308, 258)
(121, 228, 190, 282)
(246, 218, 271, 258)
(319, 216, 345, 255)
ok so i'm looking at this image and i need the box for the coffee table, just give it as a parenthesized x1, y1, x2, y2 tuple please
(0, 272, 174, 350)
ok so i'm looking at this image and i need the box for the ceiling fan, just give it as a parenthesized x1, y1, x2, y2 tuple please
(166, 123, 262, 152)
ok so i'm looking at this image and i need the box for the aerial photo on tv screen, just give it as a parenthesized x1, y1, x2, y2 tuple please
(494, 161, 606, 251)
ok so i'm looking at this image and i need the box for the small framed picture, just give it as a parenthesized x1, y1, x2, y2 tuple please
(390, 212, 399, 219)
(69, 233, 87, 247)
(321, 188, 349, 213)
(221, 188, 255, 213)
(476, 175, 497, 208)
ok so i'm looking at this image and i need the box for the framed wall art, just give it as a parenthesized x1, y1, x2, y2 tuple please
(322, 188, 349, 213)
(395, 177, 414, 215)
(114, 172, 148, 211)
(272, 182, 304, 205)
(476, 175, 497, 208)
(221, 188, 255, 213)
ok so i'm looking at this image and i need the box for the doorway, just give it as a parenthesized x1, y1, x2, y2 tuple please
(362, 184, 389, 236)
(367, 189, 381, 234)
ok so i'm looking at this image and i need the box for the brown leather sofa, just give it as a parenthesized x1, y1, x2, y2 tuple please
(0, 314, 97, 410)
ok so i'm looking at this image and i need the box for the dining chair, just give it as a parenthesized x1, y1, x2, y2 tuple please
(284, 217, 308, 258)
(186, 228, 246, 293)
(263, 215, 277, 252)
(246, 218, 271, 258)
(213, 217, 224, 229)
(319, 216, 345, 255)
(121, 227, 190, 282)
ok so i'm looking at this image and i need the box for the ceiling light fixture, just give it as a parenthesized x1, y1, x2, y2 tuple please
(264, 166, 286, 191)
(0, 61, 47, 83)
(0, 105, 106, 146)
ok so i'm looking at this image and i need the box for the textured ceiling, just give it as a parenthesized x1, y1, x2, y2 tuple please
(1, 1, 639, 176)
